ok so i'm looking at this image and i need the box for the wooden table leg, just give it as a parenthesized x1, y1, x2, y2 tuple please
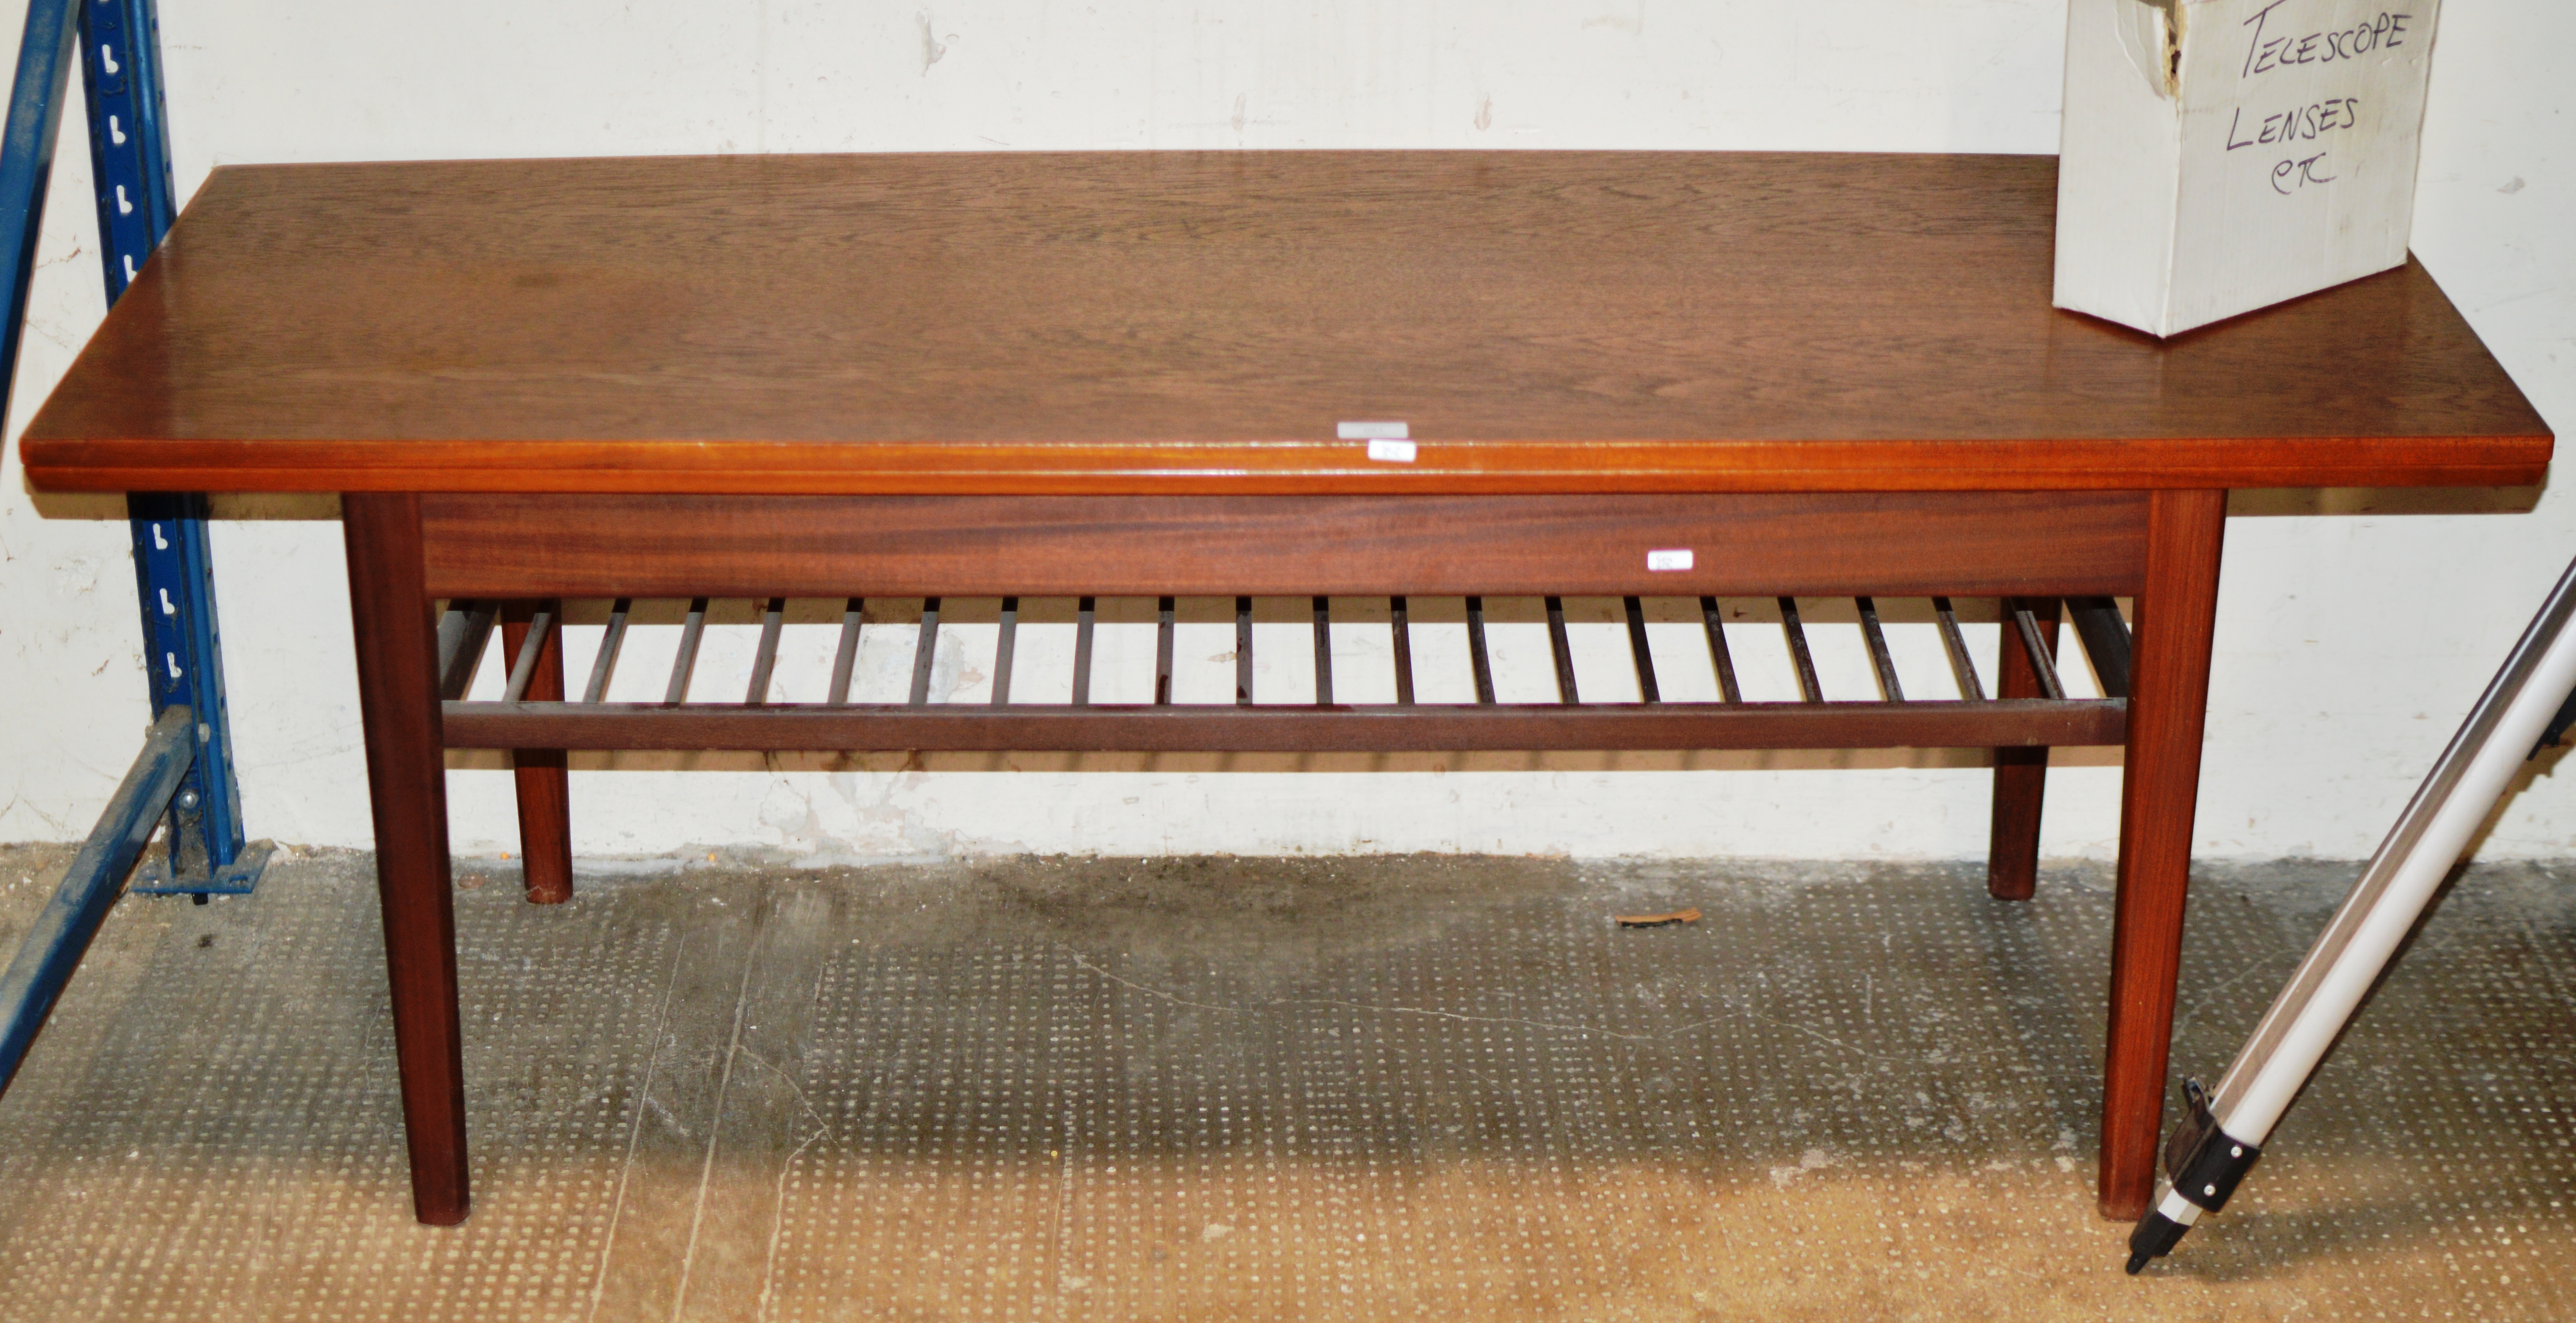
(2098, 488, 2226, 1220)
(499, 601, 573, 905)
(344, 493, 472, 1226)
(1987, 597, 2061, 900)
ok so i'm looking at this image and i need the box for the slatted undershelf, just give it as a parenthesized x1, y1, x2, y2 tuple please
(434, 594, 2132, 753)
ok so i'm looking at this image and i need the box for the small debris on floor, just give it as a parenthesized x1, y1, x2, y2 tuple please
(1615, 907, 1701, 927)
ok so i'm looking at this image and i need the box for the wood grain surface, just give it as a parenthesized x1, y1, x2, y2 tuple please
(2100, 488, 2230, 1220)
(340, 493, 471, 1225)
(438, 698, 2130, 754)
(416, 491, 2150, 598)
(18, 152, 2549, 495)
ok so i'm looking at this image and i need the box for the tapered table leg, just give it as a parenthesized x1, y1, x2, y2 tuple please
(344, 493, 472, 1226)
(1987, 597, 2062, 900)
(2098, 489, 2226, 1220)
(500, 601, 573, 905)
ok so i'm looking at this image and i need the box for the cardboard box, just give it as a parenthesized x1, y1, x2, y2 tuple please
(2055, 0, 2441, 337)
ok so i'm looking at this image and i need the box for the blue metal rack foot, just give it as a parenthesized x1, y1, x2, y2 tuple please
(136, 838, 276, 896)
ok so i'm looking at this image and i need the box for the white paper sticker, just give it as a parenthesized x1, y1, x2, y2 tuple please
(1645, 548, 1694, 572)
(1338, 420, 1410, 440)
(1366, 439, 1418, 463)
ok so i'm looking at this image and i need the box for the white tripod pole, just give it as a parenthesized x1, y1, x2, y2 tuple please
(2128, 551, 2576, 1273)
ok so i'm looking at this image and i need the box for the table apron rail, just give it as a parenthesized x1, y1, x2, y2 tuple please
(442, 698, 2127, 752)
(418, 491, 2150, 599)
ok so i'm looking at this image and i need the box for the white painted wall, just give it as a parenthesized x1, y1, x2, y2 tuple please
(2, 1, 2569, 863)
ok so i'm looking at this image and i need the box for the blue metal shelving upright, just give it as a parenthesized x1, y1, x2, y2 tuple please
(0, 0, 265, 1098)
(77, 0, 261, 892)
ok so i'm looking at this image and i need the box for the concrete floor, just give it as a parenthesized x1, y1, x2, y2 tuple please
(0, 844, 2571, 1321)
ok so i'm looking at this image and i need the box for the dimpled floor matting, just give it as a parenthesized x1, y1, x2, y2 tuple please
(0, 845, 2572, 1321)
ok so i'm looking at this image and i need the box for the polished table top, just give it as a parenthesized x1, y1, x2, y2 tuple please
(17, 150, 2550, 496)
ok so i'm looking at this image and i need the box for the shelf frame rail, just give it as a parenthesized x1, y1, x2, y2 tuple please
(438, 593, 2133, 754)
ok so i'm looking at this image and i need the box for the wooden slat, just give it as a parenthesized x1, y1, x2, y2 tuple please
(1623, 597, 1660, 704)
(1154, 597, 1176, 706)
(745, 597, 787, 704)
(1779, 597, 1824, 704)
(1931, 596, 1984, 702)
(991, 596, 1020, 706)
(1072, 597, 1098, 706)
(442, 698, 2129, 753)
(2014, 605, 2069, 702)
(1699, 596, 1742, 704)
(1855, 596, 1903, 702)
(22, 154, 2548, 495)
(908, 597, 941, 706)
(1466, 597, 1497, 705)
(2066, 596, 2135, 700)
(433, 602, 497, 702)
(1236, 596, 1254, 706)
(825, 599, 862, 705)
(665, 598, 709, 704)
(581, 598, 631, 704)
(1544, 597, 1579, 704)
(1311, 597, 1333, 706)
(1390, 596, 1416, 705)
(418, 491, 2153, 599)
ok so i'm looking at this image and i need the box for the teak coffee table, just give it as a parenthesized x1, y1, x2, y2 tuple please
(19, 150, 2550, 1228)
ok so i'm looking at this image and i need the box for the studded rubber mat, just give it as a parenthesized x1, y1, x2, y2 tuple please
(0, 845, 2571, 1320)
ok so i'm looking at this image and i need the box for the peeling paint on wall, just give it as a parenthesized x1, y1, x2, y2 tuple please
(916, 11, 948, 73)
